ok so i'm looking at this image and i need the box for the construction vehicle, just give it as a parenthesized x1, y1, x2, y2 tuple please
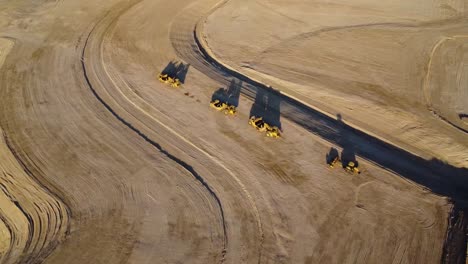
(249, 116, 268, 132)
(158, 73, 181, 87)
(249, 116, 281, 138)
(266, 126, 281, 138)
(327, 155, 360, 174)
(210, 99, 237, 115)
(328, 156, 340, 168)
(344, 161, 360, 174)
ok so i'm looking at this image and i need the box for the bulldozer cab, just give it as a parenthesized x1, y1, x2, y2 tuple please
(224, 105, 237, 115)
(159, 73, 169, 81)
(249, 116, 279, 135)
(158, 72, 181, 87)
(210, 100, 237, 115)
(250, 117, 265, 128)
(210, 100, 226, 109)
(171, 78, 181, 87)
(344, 161, 360, 174)
(213, 101, 224, 108)
(255, 120, 266, 129)
(266, 127, 281, 138)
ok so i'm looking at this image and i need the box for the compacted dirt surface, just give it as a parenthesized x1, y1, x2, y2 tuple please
(205, 0, 468, 167)
(0, 0, 466, 264)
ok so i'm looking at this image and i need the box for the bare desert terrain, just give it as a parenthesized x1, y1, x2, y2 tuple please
(0, 0, 466, 264)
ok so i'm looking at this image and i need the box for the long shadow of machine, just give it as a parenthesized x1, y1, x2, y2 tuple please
(249, 88, 267, 119)
(336, 114, 358, 167)
(326, 147, 340, 164)
(249, 86, 282, 129)
(325, 115, 360, 173)
(211, 79, 242, 107)
(161, 61, 190, 84)
(226, 79, 242, 107)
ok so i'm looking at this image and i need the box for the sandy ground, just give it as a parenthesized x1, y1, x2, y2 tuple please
(205, 0, 468, 168)
(0, 0, 465, 263)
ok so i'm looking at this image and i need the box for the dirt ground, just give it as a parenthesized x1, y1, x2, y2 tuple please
(0, 0, 465, 263)
(205, 0, 468, 168)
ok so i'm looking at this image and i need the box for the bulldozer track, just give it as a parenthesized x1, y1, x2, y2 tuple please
(80, 1, 232, 259)
(79, 1, 266, 262)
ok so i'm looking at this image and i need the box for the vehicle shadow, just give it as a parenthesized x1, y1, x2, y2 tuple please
(326, 147, 339, 164)
(161, 61, 190, 84)
(249, 88, 266, 119)
(459, 113, 468, 120)
(337, 114, 358, 167)
(249, 86, 282, 129)
(226, 79, 242, 107)
(211, 79, 242, 107)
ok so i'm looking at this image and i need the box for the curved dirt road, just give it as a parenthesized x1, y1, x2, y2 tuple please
(0, 0, 464, 263)
(1, 1, 227, 263)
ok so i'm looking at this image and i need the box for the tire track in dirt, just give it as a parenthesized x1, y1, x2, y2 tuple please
(172, 0, 468, 200)
(89, 0, 275, 261)
(2, 1, 227, 261)
(80, 1, 229, 261)
(0, 129, 70, 264)
(111, 1, 265, 262)
(0, 37, 70, 264)
(423, 35, 468, 134)
(169, 2, 468, 262)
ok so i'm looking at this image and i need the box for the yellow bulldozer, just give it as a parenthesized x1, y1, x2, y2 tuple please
(158, 73, 181, 88)
(248, 116, 281, 138)
(210, 99, 237, 115)
(328, 156, 360, 174)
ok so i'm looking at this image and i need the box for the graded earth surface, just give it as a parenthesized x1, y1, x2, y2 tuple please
(0, 0, 466, 264)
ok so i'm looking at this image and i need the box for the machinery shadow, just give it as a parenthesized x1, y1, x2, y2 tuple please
(211, 79, 242, 107)
(249, 86, 282, 129)
(161, 61, 190, 84)
(337, 114, 358, 167)
(326, 147, 339, 164)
